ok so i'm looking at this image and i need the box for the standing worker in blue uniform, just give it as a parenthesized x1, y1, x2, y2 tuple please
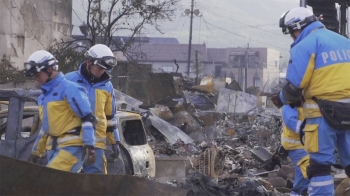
(25, 50, 96, 172)
(272, 7, 350, 196)
(65, 44, 120, 174)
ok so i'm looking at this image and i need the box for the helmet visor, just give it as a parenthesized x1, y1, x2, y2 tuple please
(93, 56, 117, 70)
(24, 62, 39, 77)
(279, 11, 290, 34)
(23, 58, 57, 77)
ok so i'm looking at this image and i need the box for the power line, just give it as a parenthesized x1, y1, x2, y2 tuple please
(202, 19, 289, 51)
(201, 15, 228, 47)
(201, 16, 215, 37)
(73, 8, 84, 24)
(197, 4, 285, 37)
(198, 4, 283, 36)
(3, 0, 45, 48)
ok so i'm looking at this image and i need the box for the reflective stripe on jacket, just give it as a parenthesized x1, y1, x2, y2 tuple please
(32, 73, 95, 156)
(281, 105, 305, 150)
(65, 63, 120, 149)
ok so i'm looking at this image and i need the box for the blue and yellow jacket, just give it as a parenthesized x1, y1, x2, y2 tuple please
(281, 105, 305, 150)
(279, 21, 350, 118)
(65, 63, 120, 149)
(32, 73, 95, 157)
(281, 105, 310, 179)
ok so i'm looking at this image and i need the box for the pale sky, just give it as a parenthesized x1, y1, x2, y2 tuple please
(72, 0, 349, 64)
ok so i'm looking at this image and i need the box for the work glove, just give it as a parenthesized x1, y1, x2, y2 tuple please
(27, 154, 40, 164)
(271, 92, 283, 109)
(111, 142, 120, 159)
(82, 146, 96, 166)
(263, 154, 282, 171)
(289, 96, 304, 108)
(261, 145, 287, 171)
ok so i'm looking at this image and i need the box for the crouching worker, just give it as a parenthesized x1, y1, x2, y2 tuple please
(265, 104, 309, 196)
(25, 50, 96, 172)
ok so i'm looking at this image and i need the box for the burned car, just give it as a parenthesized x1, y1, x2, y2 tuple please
(0, 89, 155, 177)
(107, 109, 155, 177)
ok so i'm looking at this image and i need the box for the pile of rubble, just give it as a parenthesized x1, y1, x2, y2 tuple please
(147, 100, 289, 195)
(117, 75, 346, 195)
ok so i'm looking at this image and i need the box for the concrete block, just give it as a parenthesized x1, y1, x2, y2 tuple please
(155, 157, 189, 183)
(250, 146, 272, 164)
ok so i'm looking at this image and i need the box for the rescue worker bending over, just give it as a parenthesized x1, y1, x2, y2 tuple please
(26, 50, 96, 172)
(65, 44, 120, 174)
(281, 104, 309, 196)
(271, 7, 350, 196)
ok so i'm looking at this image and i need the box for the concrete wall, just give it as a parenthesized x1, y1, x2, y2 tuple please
(0, 0, 72, 70)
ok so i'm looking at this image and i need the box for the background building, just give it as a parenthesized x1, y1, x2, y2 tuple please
(129, 41, 281, 93)
(0, 0, 72, 69)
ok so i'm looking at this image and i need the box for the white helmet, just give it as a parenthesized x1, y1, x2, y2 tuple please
(279, 7, 318, 34)
(24, 50, 58, 77)
(85, 44, 117, 70)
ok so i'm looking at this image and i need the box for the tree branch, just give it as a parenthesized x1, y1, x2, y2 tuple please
(86, 0, 95, 45)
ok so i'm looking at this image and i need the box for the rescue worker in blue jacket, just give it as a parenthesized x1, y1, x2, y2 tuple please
(65, 44, 120, 174)
(271, 7, 350, 195)
(25, 50, 96, 172)
(281, 104, 309, 196)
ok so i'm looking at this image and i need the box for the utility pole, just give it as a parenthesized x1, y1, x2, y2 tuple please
(195, 50, 199, 85)
(186, 0, 194, 77)
(300, 0, 307, 7)
(244, 43, 249, 92)
(339, 4, 348, 38)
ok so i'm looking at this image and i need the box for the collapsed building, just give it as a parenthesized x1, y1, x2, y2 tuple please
(120, 74, 347, 195)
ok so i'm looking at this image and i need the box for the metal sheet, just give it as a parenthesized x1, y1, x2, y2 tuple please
(216, 88, 257, 113)
(148, 115, 194, 144)
(0, 155, 188, 196)
(114, 89, 143, 107)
